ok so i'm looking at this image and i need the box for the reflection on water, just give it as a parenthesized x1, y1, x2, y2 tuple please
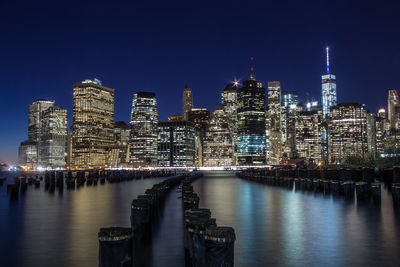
(1, 172, 400, 267)
(0, 176, 165, 267)
(192, 172, 400, 267)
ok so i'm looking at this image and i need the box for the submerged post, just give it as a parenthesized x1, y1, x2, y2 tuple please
(98, 227, 133, 267)
(205, 226, 236, 267)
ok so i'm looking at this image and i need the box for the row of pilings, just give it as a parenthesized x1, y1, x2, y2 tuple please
(236, 167, 400, 205)
(97, 173, 201, 267)
(3, 169, 173, 200)
(181, 177, 236, 267)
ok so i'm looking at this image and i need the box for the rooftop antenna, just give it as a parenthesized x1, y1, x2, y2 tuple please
(326, 46, 330, 74)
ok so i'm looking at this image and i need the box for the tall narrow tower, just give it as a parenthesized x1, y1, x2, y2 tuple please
(237, 67, 266, 165)
(72, 79, 115, 168)
(129, 92, 159, 167)
(321, 46, 337, 118)
(182, 85, 193, 120)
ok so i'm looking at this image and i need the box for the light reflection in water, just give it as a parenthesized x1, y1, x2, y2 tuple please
(192, 171, 400, 267)
(0, 172, 400, 267)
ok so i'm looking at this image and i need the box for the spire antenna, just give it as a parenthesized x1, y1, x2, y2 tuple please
(249, 57, 256, 80)
(326, 46, 330, 74)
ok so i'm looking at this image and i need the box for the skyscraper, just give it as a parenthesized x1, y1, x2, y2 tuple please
(221, 82, 238, 164)
(157, 120, 196, 167)
(188, 108, 210, 166)
(366, 113, 377, 157)
(28, 99, 55, 143)
(182, 85, 193, 121)
(129, 92, 158, 167)
(39, 106, 68, 168)
(267, 81, 282, 164)
(282, 90, 301, 160)
(321, 46, 337, 118)
(282, 90, 298, 116)
(203, 107, 233, 166)
(377, 108, 386, 119)
(72, 79, 115, 168)
(295, 107, 323, 164)
(388, 89, 400, 130)
(108, 121, 130, 168)
(237, 69, 266, 165)
(327, 103, 367, 163)
(19, 99, 67, 169)
(188, 108, 210, 136)
(375, 116, 388, 156)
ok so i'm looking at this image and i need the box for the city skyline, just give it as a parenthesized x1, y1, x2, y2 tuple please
(5, 63, 397, 165)
(1, 0, 399, 163)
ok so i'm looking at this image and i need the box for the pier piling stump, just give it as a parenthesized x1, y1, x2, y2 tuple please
(362, 167, 375, 184)
(98, 227, 133, 267)
(205, 226, 236, 267)
(392, 183, 400, 205)
(371, 183, 381, 201)
(356, 182, 370, 200)
(393, 167, 400, 184)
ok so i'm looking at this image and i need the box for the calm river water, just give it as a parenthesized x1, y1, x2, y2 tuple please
(1, 171, 400, 266)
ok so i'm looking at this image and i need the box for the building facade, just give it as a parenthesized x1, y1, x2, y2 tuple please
(108, 121, 130, 167)
(295, 108, 323, 164)
(157, 120, 196, 167)
(188, 107, 210, 166)
(129, 92, 158, 167)
(366, 113, 377, 157)
(321, 47, 337, 118)
(203, 107, 233, 166)
(72, 79, 115, 168)
(388, 89, 400, 130)
(221, 83, 238, 165)
(237, 69, 266, 165)
(182, 85, 193, 121)
(39, 106, 68, 168)
(267, 81, 282, 164)
(19, 99, 67, 169)
(18, 141, 38, 169)
(327, 103, 368, 164)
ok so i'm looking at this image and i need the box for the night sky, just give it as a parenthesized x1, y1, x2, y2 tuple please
(1, 0, 399, 163)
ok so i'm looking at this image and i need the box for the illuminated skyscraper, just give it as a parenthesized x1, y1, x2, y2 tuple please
(157, 120, 196, 167)
(203, 107, 233, 166)
(267, 81, 282, 164)
(39, 106, 68, 168)
(129, 92, 158, 167)
(108, 121, 130, 167)
(377, 108, 386, 119)
(72, 79, 115, 168)
(182, 85, 193, 121)
(237, 69, 266, 165)
(282, 90, 298, 116)
(375, 116, 387, 156)
(28, 99, 55, 143)
(221, 82, 238, 164)
(366, 113, 377, 157)
(295, 107, 323, 164)
(188, 107, 210, 166)
(321, 46, 337, 118)
(327, 103, 367, 163)
(18, 141, 37, 169)
(19, 99, 54, 168)
(188, 108, 210, 135)
(281, 90, 301, 160)
(19, 99, 67, 169)
(388, 90, 400, 130)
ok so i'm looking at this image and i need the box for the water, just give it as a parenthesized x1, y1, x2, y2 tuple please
(192, 172, 400, 267)
(1, 172, 400, 266)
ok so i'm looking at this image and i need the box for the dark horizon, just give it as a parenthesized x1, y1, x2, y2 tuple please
(1, 0, 399, 163)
